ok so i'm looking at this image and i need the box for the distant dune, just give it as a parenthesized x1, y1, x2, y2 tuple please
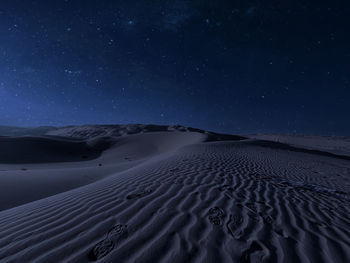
(0, 125, 56, 137)
(0, 125, 349, 262)
(249, 134, 350, 157)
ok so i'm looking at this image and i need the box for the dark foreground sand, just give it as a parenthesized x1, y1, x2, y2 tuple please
(0, 126, 349, 262)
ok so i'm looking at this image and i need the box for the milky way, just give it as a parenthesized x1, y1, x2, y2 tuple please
(0, 0, 349, 135)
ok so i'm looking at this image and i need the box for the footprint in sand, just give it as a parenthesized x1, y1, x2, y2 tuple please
(208, 207, 225, 226)
(258, 212, 288, 237)
(240, 241, 267, 263)
(226, 214, 243, 239)
(107, 224, 128, 240)
(89, 224, 128, 261)
(126, 189, 153, 200)
(236, 203, 259, 222)
(89, 239, 114, 261)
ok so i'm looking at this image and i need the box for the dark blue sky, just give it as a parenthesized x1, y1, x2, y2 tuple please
(0, 0, 349, 135)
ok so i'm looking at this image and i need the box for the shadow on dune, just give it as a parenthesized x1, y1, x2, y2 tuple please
(0, 136, 113, 164)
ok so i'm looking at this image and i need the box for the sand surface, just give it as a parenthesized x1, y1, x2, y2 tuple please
(0, 127, 349, 262)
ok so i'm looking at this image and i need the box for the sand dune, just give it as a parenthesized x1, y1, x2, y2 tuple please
(0, 126, 56, 137)
(0, 126, 349, 262)
(250, 134, 350, 158)
(0, 131, 205, 211)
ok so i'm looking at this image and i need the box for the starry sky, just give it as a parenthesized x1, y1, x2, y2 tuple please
(0, 0, 349, 135)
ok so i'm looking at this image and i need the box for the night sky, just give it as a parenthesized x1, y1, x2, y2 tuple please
(0, 1, 349, 135)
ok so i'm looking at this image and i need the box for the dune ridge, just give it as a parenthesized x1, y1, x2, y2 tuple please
(250, 134, 350, 158)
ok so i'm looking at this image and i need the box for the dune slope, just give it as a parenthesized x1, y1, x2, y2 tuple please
(0, 131, 205, 211)
(0, 133, 349, 262)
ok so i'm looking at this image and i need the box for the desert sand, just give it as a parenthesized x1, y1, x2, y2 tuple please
(0, 125, 349, 262)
